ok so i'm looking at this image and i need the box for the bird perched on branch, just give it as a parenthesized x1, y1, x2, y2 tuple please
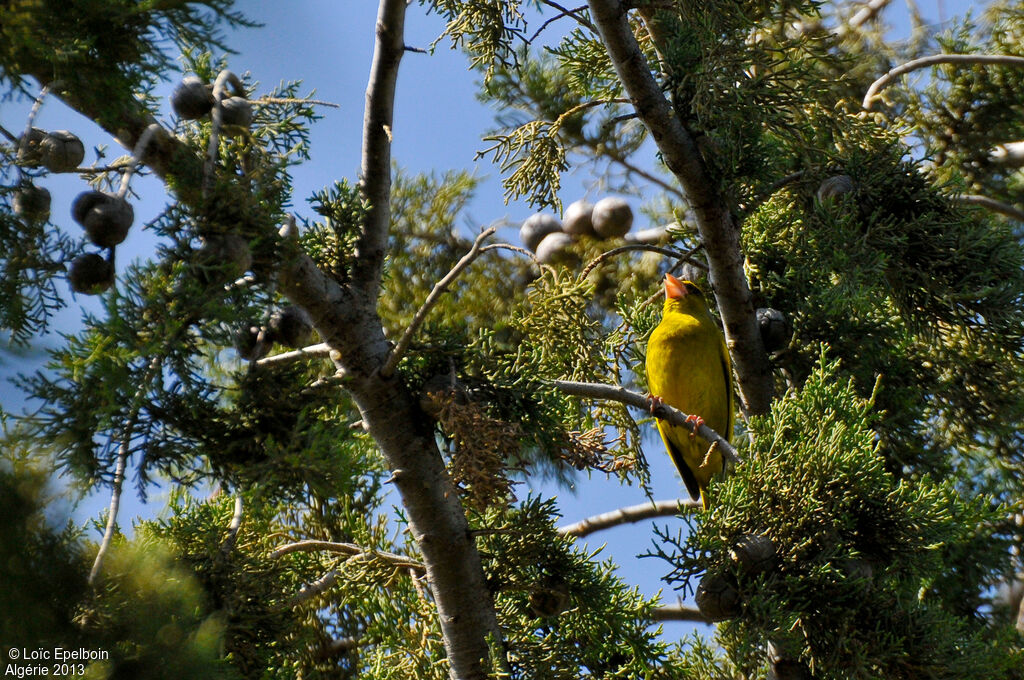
(645, 274, 734, 510)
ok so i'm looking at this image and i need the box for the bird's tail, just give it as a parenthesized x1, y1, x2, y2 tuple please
(699, 485, 711, 511)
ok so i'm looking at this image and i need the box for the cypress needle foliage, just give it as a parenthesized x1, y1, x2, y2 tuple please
(898, 3, 1024, 206)
(2, 0, 1024, 677)
(660, 352, 1023, 679)
(379, 167, 525, 335)
(477, 497, 690, 679)
(743, 115, 1024, 476)
(0, 183, 76, 342)
(0, 450, 89, 650)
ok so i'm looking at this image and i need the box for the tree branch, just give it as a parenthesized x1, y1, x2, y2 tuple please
(381, 226, 496, 377)
(580, 242, 704, 279)
(585, 0, 773, 417)
(863, 54, 1024, 110)
(552, 379, 741, 465)
(280, 569, 340, 609)
(558, 498, 698, 537)
(530, 3, 595, 43)
(352, 0, 407, 300)
(254, 342, 334, 368)
(271, 539, 426, 572)
(649, 603, 711, 624)
(88, 437, 129, 585)
(847, 0, 893, 30)
(956, 194, 1024, 222)
(220, 495, 244, 555)
(89, 356, 162, 585)
(20, 3, 498, 675)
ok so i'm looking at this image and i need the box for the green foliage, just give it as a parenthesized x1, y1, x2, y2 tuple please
(431, 0, 527, 79)
(477, 42, 640, 208)
(659, 352, 1023, 679)
(479, 497, 690, 679)
(1, 443, 238, 679)
(82, 540, 236, 679)
(0, 1, 253, 120)
(304, 178, 369, 281)
(0, 178, 76, 343)
(480, 117, 569, 209)
(899, 3, 1024, 212)
(0, 449, 89, 650)
(380, 167, 525, 335)
(743, 115, 1024, 475)
(3, 1, 1024, 678)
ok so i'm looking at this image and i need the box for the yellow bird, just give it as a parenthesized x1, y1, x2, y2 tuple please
(645, 274, 734, 510)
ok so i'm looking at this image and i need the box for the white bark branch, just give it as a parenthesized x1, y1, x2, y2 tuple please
(88, 439, 128, 585)
(848, 0, 893, 29)
(956, 194, 1024, 222)
(863, 54, 1024, 110)
(254, 342, 333, 368)
(552, 379, 742, 464)
(220, 495, 244, 554)
(89, 356, 162, 584)
(271, 539, 426, 572)
(352, 0, 406, 299)
(381, 226, 496, 377)
(558, 499, 699, 537)
(650, 603, 711, 624)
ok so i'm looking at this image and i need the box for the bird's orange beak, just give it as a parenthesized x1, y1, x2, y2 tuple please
(665, 273, 688, 300)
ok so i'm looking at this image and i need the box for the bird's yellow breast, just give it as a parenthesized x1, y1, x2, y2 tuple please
(646, 309, 731, 437)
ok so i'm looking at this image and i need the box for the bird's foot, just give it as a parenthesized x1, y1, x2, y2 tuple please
(685, 414, 704, 439)
(648, 394, 665, 416)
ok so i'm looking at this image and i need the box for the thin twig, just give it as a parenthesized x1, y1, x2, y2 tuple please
(530, 3, 594, 42)
(88, 439, 129, 585)
(863, 54, 1024, 110)
(254, 342, 334, 368)
(118, 123, 161, 200)
(606, 149, 684, 199)
(553, 379, 741, 465)
(301, 370, 348, 396)
(0, 123, 19, 143)
(89, 356, 162, 584)
(581, 242, 704, 279)
(271, 539, 426, 572)
(558, 499, 698, 537)
(479, 242, 542, 264)
(956, 194, 1024, 222)
(381, 227, 496, 377)
(253, 96, 340, 108)
(220, 495, 244, 554)
(73, 163, 133, 175)
(557, 98, 630, 124)
(649, 603, 711, 624)
(848, 0, 893, 29)
(281, 569, 339, 609)
(537, 0, 597, 33)
(203, 69, 245, 196)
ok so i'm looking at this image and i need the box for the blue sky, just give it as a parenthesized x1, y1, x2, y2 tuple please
(1, 0, 969, 643)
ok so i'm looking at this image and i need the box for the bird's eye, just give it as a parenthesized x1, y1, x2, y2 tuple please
(684, 282, 702, 296)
